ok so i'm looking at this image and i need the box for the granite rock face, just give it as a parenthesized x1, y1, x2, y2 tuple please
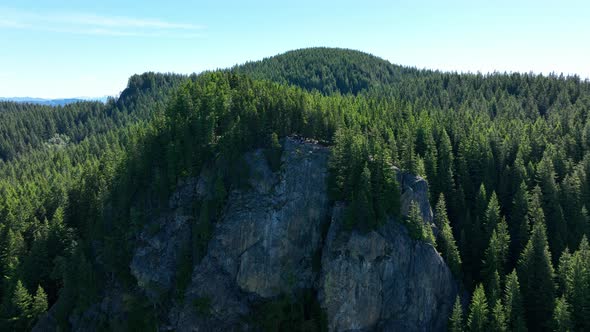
(318, 204, 457, 332)
(171, 137, 332, 330)
(130, 178, 199, 301)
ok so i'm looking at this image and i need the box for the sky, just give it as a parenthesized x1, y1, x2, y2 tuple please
(0, 0, 589, 98)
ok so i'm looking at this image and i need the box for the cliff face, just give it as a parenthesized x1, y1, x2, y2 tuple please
(319, 205, 456, 331)
(36, 137, 457, 332)
(169, 137, 332, 331)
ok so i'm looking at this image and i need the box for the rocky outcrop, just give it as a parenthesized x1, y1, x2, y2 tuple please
(170, 137, 332, 330)
(318, 204, 457, 332)
(130, 178, 199, 301)
(36, 137, 458, 332)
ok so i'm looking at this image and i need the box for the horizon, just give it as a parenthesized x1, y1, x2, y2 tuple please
(1, 0, 589, 99)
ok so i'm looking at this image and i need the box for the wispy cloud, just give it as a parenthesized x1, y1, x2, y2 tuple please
(0, 8, 205, 38)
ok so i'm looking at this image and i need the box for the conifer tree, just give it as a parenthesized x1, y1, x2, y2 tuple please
(503, 270, 527, 332)
(536, 156, 567, 258)
(31, 284, 48, 319)
(10, 280, 32, 329)
(436, 129, 455, 201)
(510, 181, 530, 265)
(490, 299, 507, 332)
(518, 221, 555, 331)
(485, 192, 501, 241)
(483, 217, 510, 278)
(486, 270, 501, 306)
(435, 194, 462, 277)
(553, 296, 573, 332)
(467, 284, 489, 332)
(449, 295, 464, 332)
(564, 236, 590, 331)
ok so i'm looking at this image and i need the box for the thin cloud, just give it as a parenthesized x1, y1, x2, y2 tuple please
(60, 14, 203, 30)
(0, 8, 205, 38)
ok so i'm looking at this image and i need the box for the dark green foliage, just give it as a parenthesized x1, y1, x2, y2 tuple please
(503, 270, 527, 332)
(518, 222, 555, 331)
(510, 182, 530, 266)
(8, 280, 32, 330)
(490, 299, 507, 332)
(553, 296, 573, 332)
(404, 201, 435, 245)
(536, 155, 567, 258)
(482, 218, 510, 287)
(234, 47, 407, 95)
(557, 236, 590, 331)
(436, 194, 462, 278)
(487, 270, 502, 307)
(265, 132, 283, 172)
(345, 165, 376, 232)
(30, 285, 47, 321)
(468, 284, 489, 332)
(449, 295, 464, 332)
(330, 128, 400, 232)
(485, 193, 502, 241)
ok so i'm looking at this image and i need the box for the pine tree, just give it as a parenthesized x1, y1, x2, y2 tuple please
(510, 181, 530, 265)
(406, 201, 435, 245)
(536, 156, 567, 258)
(435, 194, 462, 277)
(356, 164, 376, 231)
(265, 132, 282, 172)
(503, 270, 527, 332)
(449, 295, 464, 332)
(405, 201, 422, 237)
(31, 284, 48, 318)
(557, 248, 572, 294)
(490, 299, 507, 332)
(564, 236, 590, 331)
(10, 280, 32, 329)
(467, 284, 489, 332)
(487, 270, 501, 306)
(475, 184, 488, 223)
(553, 296, 573, 332)
(528, 186, 545, 226)
(436, 129, 455, 200)
(483, 218, 510, 289)
(518, 221, 555, 331)
(470, 184, 488, 279)
(560, 171, 587, 249)
(485, 192, 502, 241)
(371, 147, 400, 223)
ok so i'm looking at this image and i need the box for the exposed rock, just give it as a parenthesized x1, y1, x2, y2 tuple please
(130, 178, 198, 301)
(171, 137, 331, 330)
(395, 167, 433, 223)
(318, 203, 457, 332)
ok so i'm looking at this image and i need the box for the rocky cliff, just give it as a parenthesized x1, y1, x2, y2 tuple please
(319, 204, 456, 331)
(35, 137, 458, 332)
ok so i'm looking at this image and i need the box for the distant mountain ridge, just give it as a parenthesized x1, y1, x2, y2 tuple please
(0, 96, 109, 106)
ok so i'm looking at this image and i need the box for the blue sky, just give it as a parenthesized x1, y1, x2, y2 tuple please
(0, 0, 588, 98)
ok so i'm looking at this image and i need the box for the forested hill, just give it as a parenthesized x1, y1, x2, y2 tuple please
(2, 48, 590, 331)
(0, 72, 185, 161)
(233, 47, 419, 95)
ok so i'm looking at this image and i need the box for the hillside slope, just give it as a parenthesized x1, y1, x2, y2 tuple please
(4, 48, 590, 331)
(233, 47, 417, 95)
